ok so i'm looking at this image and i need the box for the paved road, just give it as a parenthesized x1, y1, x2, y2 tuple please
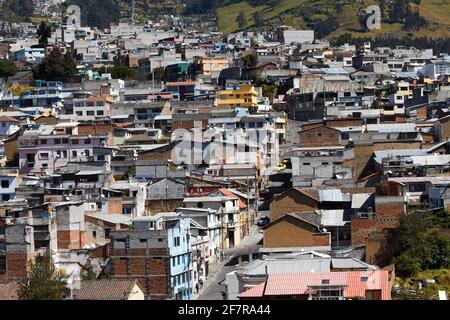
(196, 226, 263, 300)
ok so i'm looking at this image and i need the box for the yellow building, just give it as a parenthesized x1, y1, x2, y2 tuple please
(201, 57, 229, 76)
(216, 85, 258, 108)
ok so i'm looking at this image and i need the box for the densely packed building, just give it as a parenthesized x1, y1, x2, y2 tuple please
(0, 5, 450, 301)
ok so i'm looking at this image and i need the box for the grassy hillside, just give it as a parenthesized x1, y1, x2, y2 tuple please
(216, 0, 450, 39)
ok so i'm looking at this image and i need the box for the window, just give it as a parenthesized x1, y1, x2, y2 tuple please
(84, 139, 91, 144)
(62, 138, 69, 144)
(72, 151, 77, 157)
(27, 154, 35, 162)
(177, 256, 181, 264)
(84, 150, 90, 157)
(409, 184, 426, 192)
(1, 122, 5, 128)
(40, 153, 49, 160)
(104, 229, 110, 238)
(317, 133, 322, 137)
(1, 180, 9, 189)
(87, 111, 95, 116)
(54, 139, 61, 144)
(97, 110, 104, 116)
(72, 139, 79, 145)
(92, 231, 97, 238)
(40, 139, 47, 145)
(172, 258, 176, 267)
(76, 111, 82, 116)
(174, 236, 181, 246)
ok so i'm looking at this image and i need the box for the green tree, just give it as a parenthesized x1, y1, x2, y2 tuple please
(37, 21, 52, 45)
(262, 84, 277, 102)
(421, 232, 450, 270)
(389, 0, 407, 23)
(242, 54, 258, 68)
(253, 12, 264, 28)
(404, 6, 427, 31)
(33, 47, 77, 82)
(0, 58, 17, 81)
(393, 252, 422, 277)
(236, 11, 247, 29)
(98, 66, 136, 80)
(393, 210, 450, 277)
(18, 250, 67, 300)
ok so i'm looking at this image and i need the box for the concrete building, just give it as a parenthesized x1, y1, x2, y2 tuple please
(108, 213, 192, 300)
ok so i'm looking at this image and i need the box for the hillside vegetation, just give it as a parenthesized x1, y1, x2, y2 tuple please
(214, 0, 450, 39)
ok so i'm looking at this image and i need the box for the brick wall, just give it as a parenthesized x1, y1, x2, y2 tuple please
(351, 216, 377, 246)
(375, 198, 405, 230)
(270, 190, 318, 222)
(57, 230, 86, 250)
(109, 247, 171, 299)
(264, 217, 315, 248)
(107, 199, 123, 215)
(299, 126, 340, 147)
(312, 233, 331, 246)
(146, 199, 184, 216)
(4, 252, 35, 279)
(416, 106, 428, 119)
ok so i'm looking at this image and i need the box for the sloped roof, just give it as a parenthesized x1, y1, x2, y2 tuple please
(239, 271, 391, 299)
(218, 188, 247, 209)
(72, 279, 143, 300)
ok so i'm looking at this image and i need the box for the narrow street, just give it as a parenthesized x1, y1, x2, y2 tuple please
(196, 226, 263, 300)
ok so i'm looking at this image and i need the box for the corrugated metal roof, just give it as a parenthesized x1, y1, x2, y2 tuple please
(244, 259, 331, 275)
(331, 258, 378, 270)
(86, 213, 132, 225)
(366, 123, 416, 133)
(317, 210, 348, 227)
(318, 189, 344, 202)
(260, 271, 390, 299)
(75, 170, 104, 176)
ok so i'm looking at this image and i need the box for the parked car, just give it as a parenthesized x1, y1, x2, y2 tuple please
(257, 216, 270, 227)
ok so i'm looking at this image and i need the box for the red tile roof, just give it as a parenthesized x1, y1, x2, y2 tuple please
(239, 271, 391, 300)
(72, 279, 143, 300)
(218, 188, 247, 209)
(166, 81, 197, 86)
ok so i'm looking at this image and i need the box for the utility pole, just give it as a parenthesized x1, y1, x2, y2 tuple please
(131, 0, 136, 25)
